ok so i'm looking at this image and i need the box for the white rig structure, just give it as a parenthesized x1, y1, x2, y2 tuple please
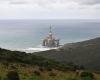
(43, 26, 60, 48)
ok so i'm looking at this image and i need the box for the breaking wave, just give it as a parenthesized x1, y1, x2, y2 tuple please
(13, 45, 58, 53)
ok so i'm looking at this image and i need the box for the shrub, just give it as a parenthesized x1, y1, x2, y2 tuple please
(80, 71, 94, 80)
(6, 71, 20, 80)
(49, 72, 57, 77)
(65, 77, 77, 80)
(34, 70, 41, 76)
(0, 76, 1, 80)
(31, 75, 41, 80)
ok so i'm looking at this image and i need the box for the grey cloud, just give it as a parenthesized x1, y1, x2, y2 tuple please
(0, 0, 27, 4)
(72, 0, 100, 5)
(10, 1, 27, 4)
(9, 0, 28, 4)
(0, 0, 100, 5)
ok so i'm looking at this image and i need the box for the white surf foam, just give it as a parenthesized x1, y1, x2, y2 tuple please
(21, 47, 57, 53)
(15, 46, 58, 53)
(5, 45, 59, 53)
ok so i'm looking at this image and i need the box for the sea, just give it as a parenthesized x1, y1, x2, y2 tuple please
(0, 19, 100, 52)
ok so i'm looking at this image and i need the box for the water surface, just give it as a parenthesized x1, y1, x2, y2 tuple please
(0, 19, 100, 50)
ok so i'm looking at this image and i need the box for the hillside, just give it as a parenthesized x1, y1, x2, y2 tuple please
(0, 42, 100, 80)
(35, 37, 100, 71)
(0, 48, 87, 80)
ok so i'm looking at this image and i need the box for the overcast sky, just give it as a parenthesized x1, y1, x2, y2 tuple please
(0, 0, 100, 19)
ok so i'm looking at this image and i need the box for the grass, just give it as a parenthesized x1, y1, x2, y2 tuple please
(0, 63, 99, 80)
(0, 48, 100, 80)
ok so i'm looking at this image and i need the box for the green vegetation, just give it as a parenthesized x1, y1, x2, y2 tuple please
(35, 37, 100, 71)
(5, 71, 20, 80)
(0, 48, 86, 80)
(0, 48, 83, 72)
(0, 48, 99, 80)
(0, 37, 100, 80)
(80, 71, 94, 80)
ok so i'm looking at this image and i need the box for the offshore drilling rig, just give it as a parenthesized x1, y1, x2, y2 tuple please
(43, 26, 60, 48)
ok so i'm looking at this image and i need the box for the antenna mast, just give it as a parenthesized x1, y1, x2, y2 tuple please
(49, 25, 52, 35)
